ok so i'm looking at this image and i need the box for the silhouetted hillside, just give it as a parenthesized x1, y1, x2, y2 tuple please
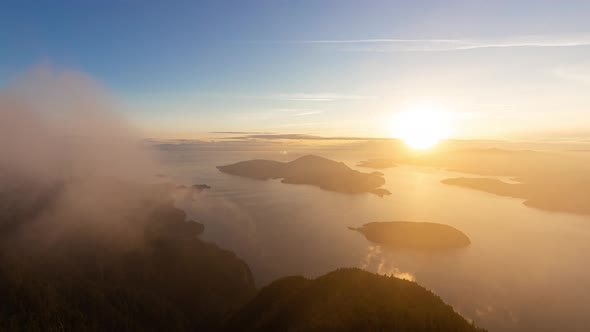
(224, 268, 486, 332)
(217, 155, 391, 196)
(0, 180, 256, 332)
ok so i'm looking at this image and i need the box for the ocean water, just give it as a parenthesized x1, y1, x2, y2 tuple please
(156, 146, 590, 332)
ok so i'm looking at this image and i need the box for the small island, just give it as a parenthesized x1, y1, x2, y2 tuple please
(191, 183, 211, 192)
(175, 183, 212, 201)
(350, 221, 471, 250)
(217, 155, 391, 196)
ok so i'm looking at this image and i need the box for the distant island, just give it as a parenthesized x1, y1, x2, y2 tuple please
(217, 155, 391, 196)
(176, 183, 211, 192)
(175, 183, 212, 200)
(441, 177, 590, 215)
(350, 221, 471, 250)
(224, 268, 485, 332)
(357, 158, 397, 169)
(396, 148, 590, 216)
(441, 177, 526, 198)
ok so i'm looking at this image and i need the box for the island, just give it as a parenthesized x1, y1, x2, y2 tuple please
(398, 148, 590, 216)
(441, 177, 590, 215)
(441, 177, 526, 199)
(217, 155, 391, 196)
(175, 183, 212, 201)
(350, 221, 471, 250)
(192, 183, 211, 191)
(176, 183, 211, 192)
(357, 158, 397, 169)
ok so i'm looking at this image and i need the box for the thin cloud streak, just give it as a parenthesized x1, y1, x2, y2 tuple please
(220, 133, 395, 141)
(201, 92, 373, 102)
(210, 131, 275, 134)
(256, 93, 372, 101)
(272, 108, 327, 115)
(291, 110, 325, 116)
(253, 36, 590, 52)
(240, 39, 465, 44)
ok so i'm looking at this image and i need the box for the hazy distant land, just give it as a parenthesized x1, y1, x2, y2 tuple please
(173, 183, 212, 201)
(381, 147, 590, 216)
(217, 155, 391, 196)
(350, 221, 471, 250)
(357, 158, 397, 169)
(442, 177, 590, 215)
(441, 177, 526, 199)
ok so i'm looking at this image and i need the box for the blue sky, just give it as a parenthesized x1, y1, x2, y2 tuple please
(2, 0, 590, 139)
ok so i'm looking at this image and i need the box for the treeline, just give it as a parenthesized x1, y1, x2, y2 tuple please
(0, 180, 256, 331)
(224, 268, 486, 332)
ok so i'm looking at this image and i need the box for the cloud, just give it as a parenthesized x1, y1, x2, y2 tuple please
(360, 245, 415, 281)
(291, 110, 325, 116)
(220, 133, 393, 141)
(204, 92, 373, 102)
(254, 35, 590, 52)
(253, 93, 372, 101)
(0, 66, 156, 183)
(272, 108, 327, 116)
(210, 131, 275, 134)
(0, 66, 164, 252)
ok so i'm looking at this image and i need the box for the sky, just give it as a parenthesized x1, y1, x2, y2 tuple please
(2, 0, 590, 140)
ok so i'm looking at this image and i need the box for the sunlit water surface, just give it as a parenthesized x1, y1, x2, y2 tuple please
(156, 147, 590, 332)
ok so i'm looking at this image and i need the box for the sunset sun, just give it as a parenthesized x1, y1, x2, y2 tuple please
(392, 104, 452, 150)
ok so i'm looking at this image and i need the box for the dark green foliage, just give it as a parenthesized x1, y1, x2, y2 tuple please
(224, 268, 487, 332)
(0, 181, 256, 332)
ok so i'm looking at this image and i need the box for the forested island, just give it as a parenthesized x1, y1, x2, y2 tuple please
(217, 155, 391, 196)
(350, 221, 471, 250)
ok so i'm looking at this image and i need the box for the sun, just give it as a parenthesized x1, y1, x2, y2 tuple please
(391, 104, 452, 150)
